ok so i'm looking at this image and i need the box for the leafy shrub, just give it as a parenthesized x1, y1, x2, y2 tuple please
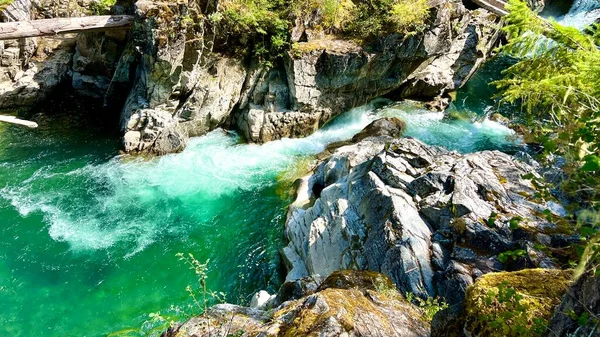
(345, 0, 431, 39)
(0, 0, 13, 10)
(389, 0, 430, 34)
(405, 292, 449, 321)
(217, 0, 290, 63)
(291, 0, 356, 32)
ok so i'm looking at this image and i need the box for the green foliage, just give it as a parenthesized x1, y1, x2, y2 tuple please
(291, 0, 356, 32)
(213, 0, 432, 61)
(177, 252, 226, 315)
(0, 0, 13, 10)
(89, 0, 116, 15)
(495, 0, 600, 207)
(345, 0, 431, 39)
(405, 292, 449, 322)
(217, 0, 291, 62)
(498, 249, 527, 264)
(389, 0, 430, 34)
(573, 211, 600, 278)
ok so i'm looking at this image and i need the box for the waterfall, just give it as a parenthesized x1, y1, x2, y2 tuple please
(555, 0, 600, 29)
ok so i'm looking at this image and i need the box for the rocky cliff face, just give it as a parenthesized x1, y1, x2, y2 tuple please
(0, 0, 500, 154)
(0, 0, 131, 113)
(117, 0, 501, 154)
(282, 119, 569, 310)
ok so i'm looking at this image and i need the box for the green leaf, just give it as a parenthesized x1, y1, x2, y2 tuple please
(579, 226, 597, 237)
(581, 155, 600, 172)
(509, 217, 523, 230)
(521, 173, 535, 180)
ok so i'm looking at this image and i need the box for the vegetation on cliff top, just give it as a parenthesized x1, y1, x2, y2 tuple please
(213, 0, 431, 62)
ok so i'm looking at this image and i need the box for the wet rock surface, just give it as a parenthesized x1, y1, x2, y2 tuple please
(114, 0, 501, 154)
(0, 0, 500, 154)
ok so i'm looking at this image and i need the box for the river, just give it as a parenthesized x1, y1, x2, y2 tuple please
(0, 1, 593, 335)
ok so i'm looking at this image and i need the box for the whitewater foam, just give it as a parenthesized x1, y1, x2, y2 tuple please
(0, 100, 518, 255)
(556, 0, 600, 29)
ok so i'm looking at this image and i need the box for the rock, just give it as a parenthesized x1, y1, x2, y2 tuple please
(0, 48, 72, 108)
(489, 112, 511, 126)
(164, 271, 430, 337)
(394, 3, 500, 100)
(283, 135, 566, 307)
(237, 0, 500, 144)
(547, 262, 600, 336)
(463, 269, 571, 337)
(275, 275, 324, 305)
(30, 0, 94, 18)
(118, 0, 248, 154)
(352, 117, 406, 142)
(249, 290, 276, 310)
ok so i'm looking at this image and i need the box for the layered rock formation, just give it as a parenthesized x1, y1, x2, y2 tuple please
(163, 270, 431, 337)
(283, 119, 569, 310)
(117, 0, 502, 154)
(0, 0, 501, 154)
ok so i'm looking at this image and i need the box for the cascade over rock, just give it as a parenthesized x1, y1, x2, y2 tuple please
(0, 0, 501, 155)
(283, 119, 569, 307)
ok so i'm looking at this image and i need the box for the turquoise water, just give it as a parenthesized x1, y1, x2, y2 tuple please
(0, 90, 519, 335)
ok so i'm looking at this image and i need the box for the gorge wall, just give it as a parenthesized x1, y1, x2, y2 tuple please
(0, 0, 503, 154)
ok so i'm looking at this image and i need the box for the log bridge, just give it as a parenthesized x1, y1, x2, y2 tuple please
(0, 15, 134, 40)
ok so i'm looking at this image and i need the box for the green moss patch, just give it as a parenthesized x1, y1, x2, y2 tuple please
(465, 268, 572, 337)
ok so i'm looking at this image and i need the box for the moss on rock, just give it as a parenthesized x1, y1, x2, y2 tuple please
(464, 268, 572, 337)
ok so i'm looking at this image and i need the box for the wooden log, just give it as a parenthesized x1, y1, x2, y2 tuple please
(471, 0, 509, 16)
(0, 115, 38, 128)
(0, 15, 135, 40)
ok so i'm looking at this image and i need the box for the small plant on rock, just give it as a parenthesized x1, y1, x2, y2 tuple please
(405, 292, 449, 321)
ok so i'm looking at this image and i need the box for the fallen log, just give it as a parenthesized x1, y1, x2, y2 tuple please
(0, 15, 135, 40)
(0, 115, 38, 128)
(471, 0, 509, 16)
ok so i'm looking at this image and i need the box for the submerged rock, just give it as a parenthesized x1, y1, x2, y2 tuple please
(163, 271, 430, 337)
(283, 133, 568, 307)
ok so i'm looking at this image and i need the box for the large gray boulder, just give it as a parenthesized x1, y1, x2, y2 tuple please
(283, 127, 567, 307)
(119, 0, 247, 154)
